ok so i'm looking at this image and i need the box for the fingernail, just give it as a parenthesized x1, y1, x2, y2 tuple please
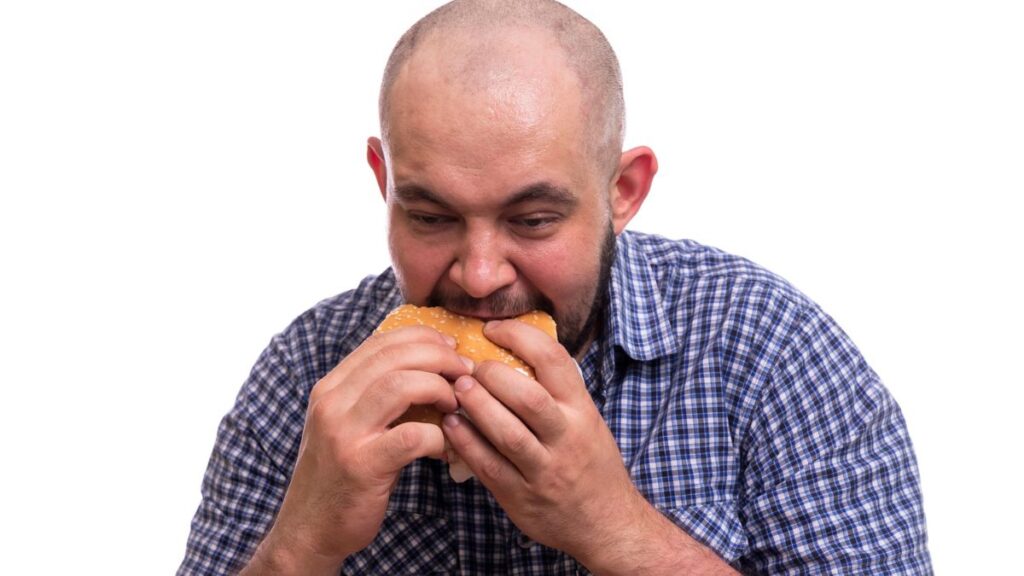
(443, 413, 460, 428)
(461, 356, 475, 371)
(484, 320, 502, 332)
(453, 375, 474, 393)
(443, 334, 457, 347)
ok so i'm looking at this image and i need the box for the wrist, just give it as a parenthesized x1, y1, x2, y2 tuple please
(573, 490, 732, 576)
(572, 489, 656, 575)
(240, 526, 346, 576)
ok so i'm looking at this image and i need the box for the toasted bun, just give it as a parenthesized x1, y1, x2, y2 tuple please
(375, 304, 558, 427)
(375, 304, 557, 482)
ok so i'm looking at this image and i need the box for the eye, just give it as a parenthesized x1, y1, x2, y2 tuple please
(407, 211, 457, 229)
(510, 213, 561, 235)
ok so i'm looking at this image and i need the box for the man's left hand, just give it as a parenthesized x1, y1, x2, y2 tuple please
(441, 318, 645, 563)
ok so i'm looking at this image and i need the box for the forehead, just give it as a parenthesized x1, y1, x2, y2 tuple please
(384, 33, 596, 202)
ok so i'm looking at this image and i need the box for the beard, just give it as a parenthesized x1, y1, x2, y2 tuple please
(427, 223, 617, 358)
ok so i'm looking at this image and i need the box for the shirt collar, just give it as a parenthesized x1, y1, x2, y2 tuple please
(605, 231, 680, 361)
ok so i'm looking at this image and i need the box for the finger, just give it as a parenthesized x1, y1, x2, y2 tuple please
(314, 333, 472, 409)
(351, 370, 457, 429)
(451, 374, 549, 479)
(483, 319, 581, 402)
(442, 412, 522, 488)
(369, 421, 447, 477)
(473, 360, 567, 442)
(312, 326, 460, 401)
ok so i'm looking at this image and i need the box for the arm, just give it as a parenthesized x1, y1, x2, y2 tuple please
(239, 325, 470, 574)
(239, 530, 341, 576)
(180, 325, 471, 575)
(573, 490, 739, 576)
(178, 332, 297, 575)
(736, 306, 931, 574)
(442, 319, 738, 575)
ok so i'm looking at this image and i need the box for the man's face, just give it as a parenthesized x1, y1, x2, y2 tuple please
(375, 37, 616, 356)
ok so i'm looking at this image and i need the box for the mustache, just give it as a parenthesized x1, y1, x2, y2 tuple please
(426, 287, 554, 319)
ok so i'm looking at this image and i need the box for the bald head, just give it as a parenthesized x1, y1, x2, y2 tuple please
(378, 0, 625, 176)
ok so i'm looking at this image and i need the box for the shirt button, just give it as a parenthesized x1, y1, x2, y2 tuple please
(516, 532, 537, 549)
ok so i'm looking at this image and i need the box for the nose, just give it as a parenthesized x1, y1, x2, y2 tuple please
(448, 230, 517, 299)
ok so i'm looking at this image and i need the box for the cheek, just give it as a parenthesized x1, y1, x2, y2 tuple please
(387, 226, 452, 303)
(513, 235, 600, 300)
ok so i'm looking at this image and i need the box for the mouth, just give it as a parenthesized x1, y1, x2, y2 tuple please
(426, 286, 550, 323)
(442, 307, 522, 322)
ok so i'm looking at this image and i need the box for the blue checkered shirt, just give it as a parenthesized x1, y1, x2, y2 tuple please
(180, 231, 931, 575)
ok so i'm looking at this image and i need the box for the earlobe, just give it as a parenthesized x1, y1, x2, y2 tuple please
(366, 137, 388, 200)
(609, 146, 658, 234)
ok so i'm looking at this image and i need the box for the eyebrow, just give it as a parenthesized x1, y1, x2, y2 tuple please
(504, 182, 578, 209)
(391, 182, 578, 210)
(392, 184, 452, 209)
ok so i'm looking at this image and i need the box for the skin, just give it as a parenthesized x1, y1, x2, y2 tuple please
(242, 27, 737, 576)
(242, 326, 471, 574)
(377, 30, 620, 356)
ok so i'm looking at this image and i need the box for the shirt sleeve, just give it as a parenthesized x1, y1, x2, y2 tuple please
(177, 329, 308, 575)
(735, 305, 932, 575)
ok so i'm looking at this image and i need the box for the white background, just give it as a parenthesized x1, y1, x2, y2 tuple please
(1, 1, 1021, 573)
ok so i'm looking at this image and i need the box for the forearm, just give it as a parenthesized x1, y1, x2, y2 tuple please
(577, 492, 738, 576)
(239, 527, 345, 576)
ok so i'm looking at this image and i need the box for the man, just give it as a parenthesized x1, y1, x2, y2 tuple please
(180, 1, 931, 574)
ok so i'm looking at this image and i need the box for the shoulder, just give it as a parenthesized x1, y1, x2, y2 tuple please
(275, 268, 404, 382)
(239, 268, 402, 410)
(302, 268, 403, 342)
(615, 231, 868, 412)
(614, 231, 824, 360)
(228, 269, 402, 464)
(619, 230, 812, 311)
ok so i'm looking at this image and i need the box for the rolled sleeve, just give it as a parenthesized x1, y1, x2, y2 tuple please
(737, 308, 931, 575)
(178, 331, 307, 575)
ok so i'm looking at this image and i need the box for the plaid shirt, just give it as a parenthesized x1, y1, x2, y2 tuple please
(180, 231, 931, 575)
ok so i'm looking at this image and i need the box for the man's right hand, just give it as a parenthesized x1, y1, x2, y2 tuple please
(241, 326, 471, 575)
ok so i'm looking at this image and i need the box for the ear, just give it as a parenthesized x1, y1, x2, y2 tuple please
(608, 146, 658, 234)
(366, 137, 388, 201)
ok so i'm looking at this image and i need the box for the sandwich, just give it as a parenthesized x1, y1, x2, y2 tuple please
(376, 304, 557, 481)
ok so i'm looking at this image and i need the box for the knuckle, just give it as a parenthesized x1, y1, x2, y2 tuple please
(308, 381, 326, 404)
(503, 428, 531, 455)
(306, 394, 334, 424)
(376, 371, 404, 397)
(396, 424, 422, 452)
(481, 458, 506, 481)
(368, 345, 398, 368)
(539, 345, 565, 368)
(521, 389, 551, 416)
(474, 360, 499, 379)
(358, 384, 388, 417)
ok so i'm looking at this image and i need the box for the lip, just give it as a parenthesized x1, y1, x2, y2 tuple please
(444, 308, 521, 321)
